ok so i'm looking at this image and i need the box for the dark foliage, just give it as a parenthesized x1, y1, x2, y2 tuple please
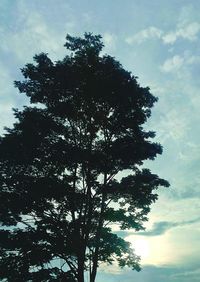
(0, 33, 169, 282)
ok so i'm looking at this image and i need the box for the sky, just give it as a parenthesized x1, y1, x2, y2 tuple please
(0, 0, 200, 281)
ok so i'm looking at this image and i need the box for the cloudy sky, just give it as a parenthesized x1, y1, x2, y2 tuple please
(1, 1, 200, 281)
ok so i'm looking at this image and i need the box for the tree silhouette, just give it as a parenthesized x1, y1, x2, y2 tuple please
(0, 33, 169, 282)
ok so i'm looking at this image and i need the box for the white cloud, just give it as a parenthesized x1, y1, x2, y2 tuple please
(0, 0, 75, 63)
(179, 22, 200, 40)
(162, 32, 177, 44)
(186, 55, 200, 65)
(126, 19, 200, 45)
(160, 52, 200, 75)
(171, 267, 200, 279)
(164, 4, 200, 44)
(126, 26, 163, 44)
(163, 22, 200, 44)
(103, 32, 117, 52)
(99, 261, 124, 275)
(10, 12, 65, 61)
(154, 107, 189, 145)
(160, 55, 184, 73)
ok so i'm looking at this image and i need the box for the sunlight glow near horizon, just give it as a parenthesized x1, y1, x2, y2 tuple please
(126, 235, 173, 266)
(132, 238, 150, 259)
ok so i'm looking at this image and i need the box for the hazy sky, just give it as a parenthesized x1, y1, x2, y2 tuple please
(1, 1, 200, 281)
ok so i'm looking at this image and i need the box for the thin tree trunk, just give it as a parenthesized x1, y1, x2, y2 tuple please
(90, 189, 107, 282)
(77, 252, 85, 282)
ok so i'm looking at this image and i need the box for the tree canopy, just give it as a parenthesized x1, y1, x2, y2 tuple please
(0, 33, 169, 282)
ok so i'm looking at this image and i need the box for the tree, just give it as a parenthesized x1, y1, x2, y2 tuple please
(0, 33, 169, 282)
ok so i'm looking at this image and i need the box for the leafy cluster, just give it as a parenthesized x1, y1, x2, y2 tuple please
(0, 33, 169, 282)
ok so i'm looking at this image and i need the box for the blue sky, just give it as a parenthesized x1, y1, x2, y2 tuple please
(1, 1, 200, 281)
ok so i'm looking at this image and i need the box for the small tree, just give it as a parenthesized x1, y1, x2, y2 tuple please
(0, 33, 169, 282)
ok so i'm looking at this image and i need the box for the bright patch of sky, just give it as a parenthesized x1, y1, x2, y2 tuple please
(1, 0, 200, 281)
